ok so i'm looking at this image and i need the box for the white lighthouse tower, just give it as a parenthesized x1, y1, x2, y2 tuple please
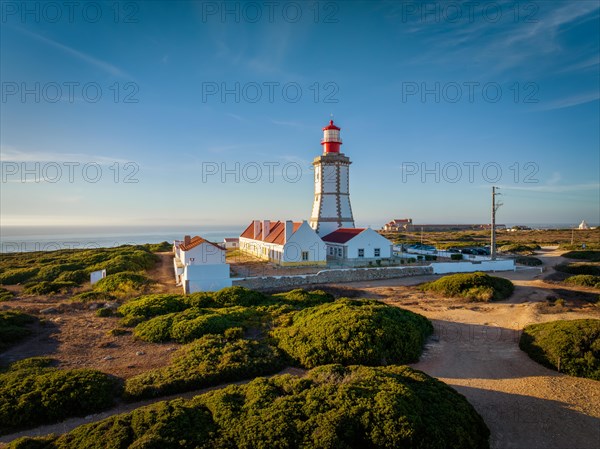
(309, 120, 355, 236)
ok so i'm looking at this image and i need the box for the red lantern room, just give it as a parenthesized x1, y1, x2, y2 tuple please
(321, 120, 342, 153)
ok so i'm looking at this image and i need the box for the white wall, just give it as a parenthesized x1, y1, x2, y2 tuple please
(181, 242, 225, 265)
(183, 264, 231, 293)
(346, 228, 392, 259)
(283, 221, 327, 263)
(431, 259, 515, 274)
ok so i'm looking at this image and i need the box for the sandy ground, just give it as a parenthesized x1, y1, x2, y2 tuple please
(1, 247, 599, 447)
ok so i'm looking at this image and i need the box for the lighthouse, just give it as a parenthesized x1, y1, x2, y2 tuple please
(309, 120, 355, 236)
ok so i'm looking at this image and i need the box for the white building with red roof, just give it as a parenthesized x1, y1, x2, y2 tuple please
(322, 227, 392, 260)
(173, 235, 230, 293)
(239, 219, 326, 266)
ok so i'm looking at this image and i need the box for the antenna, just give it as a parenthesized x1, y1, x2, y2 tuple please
(491, 186, 503, 260)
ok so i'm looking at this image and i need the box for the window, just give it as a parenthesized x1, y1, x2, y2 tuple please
(358, 249, 364, 258)
(337, 248, 342, 257)
(328, 247, 334, 256)
(302, 251, 309, 261)
(374, 248, 380, 257)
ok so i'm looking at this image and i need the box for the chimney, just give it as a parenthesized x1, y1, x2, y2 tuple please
(253, 220, 260, 239)
(184, 235, 191, 246)
(285, 220, 293, 243)
(262, 220, 271, 239)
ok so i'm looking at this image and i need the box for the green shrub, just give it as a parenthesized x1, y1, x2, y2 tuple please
(0, 358, 119, 435)
(515, 256, 543, 266)
(0, 287, 14, 301)
(555, 263, 600, 276)
(273, 299, 432, 368)
(93, 272, 151, 295)
(562, 251, 600, 262)
(564, 275, 600, 289)
(499, 243, 540, 254)
(520, 319, 600, 380)
(0, 267, 39, 285)
(143, 241, 172, 252)
(271, 288, 335, 307)
(118, 294, 187, 318)
(213, 286, 267, 306)
(56, 269, 88, 284)
(183, 291, 217, 308)
(420, 272, 514, 301)
(23, 280, 77, 295)
(133, 307, 259, 343)
(96, 308, 113, 317)
(124, 334, 285, 400)
(451, 253, 463, 260)
(20, 365, 489, 449)
(0, 310, 35, 351)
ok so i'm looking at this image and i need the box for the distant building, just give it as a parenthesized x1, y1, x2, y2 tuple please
(239, 220, 326, 266)
(173, 235, 230, 293)
(579, 220, 590, 230)
(322, 227, 392, 260)
(223, 237, 239, 249)
(382, 218, 413, 232)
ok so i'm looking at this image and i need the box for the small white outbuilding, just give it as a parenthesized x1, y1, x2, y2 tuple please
(322, 227, 393, 260)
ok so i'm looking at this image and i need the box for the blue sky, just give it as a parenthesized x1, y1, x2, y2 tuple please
(1, 0, 599, 229)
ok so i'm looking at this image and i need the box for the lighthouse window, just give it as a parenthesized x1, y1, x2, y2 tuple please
(358, 249, 364, 258)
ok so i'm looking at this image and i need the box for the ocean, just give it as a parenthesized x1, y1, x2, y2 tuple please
(0, 223, 595, 253)
(0, 225, 245, 253)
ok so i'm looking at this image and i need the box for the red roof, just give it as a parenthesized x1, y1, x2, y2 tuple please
(180, 236, 225, 251)
(321, 228, 365, 244)
(322, 120, 340, 131)
(240, 220, 302, 245)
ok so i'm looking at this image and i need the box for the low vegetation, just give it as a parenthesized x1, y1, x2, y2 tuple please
(0, 310, 35, 351)
(499, 243, 540, 254)
(0, 357, 119, 435)
(564, 275, 600, 289)
(92, 271, 153, 296)
(0, 287, 14, 301)
(515, 256, 543, 266)
(10, 364, 490, 449)
(0, 245, 160, 295)
(554, 262, 600, 276)
(124, 332, 285, 400)
(273, 299, 433, 368)
(420, 272, 514, 301)
(519, 319, 600, 380)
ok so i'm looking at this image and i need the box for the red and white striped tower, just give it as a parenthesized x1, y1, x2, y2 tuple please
(309, 120, 355, 236)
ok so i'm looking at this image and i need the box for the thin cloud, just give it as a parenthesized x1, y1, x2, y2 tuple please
(13, 26, 130, 78)
(496, 183, 600, 193)
(534, 91, 600, 111)
(0, 146, 130, 165)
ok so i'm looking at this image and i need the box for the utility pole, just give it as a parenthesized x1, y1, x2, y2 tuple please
(491, 186, 503, 260)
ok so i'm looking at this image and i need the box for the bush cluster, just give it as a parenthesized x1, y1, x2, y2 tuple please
(0, 287, 14, 301)
(132, 306, 259, 343)
(0, 310, 35, 351)
(11, 365, 490, 449)
(499, 243, 540, 254)
(562, 251, 600, 262)
(564, 275, 600, 289)
(93, 272, 152, 295)
(0, 245, 159, 294)
(124, 333, 285, 400)
(0, 357, 119, 435)
(420, 272, 514, 301)
(555, 262, 600, 276)
(273, 299, 433, 368)
(520, 319, 600, 380)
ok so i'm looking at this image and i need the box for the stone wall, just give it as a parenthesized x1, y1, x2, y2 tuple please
(232, 266, 433, 290)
